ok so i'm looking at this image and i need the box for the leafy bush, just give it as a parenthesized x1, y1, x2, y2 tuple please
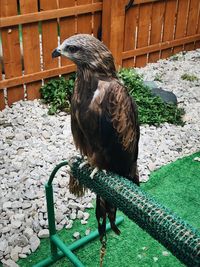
(40, 69, 184, 126)
(40, 75, 75, 115)
(118, 68, 184, 126)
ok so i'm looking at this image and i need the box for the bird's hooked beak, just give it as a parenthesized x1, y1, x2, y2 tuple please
(52, 47, 61, 58)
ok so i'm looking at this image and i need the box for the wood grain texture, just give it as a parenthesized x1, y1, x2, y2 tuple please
(122, 34, 200, 59)
(161, 0, 177, 59)
(148, 1, 165, 63)
(195, 1, 200, 48)
(0, 64, 76, 90)
(59, 0, 76, 66)
(77, 0, 92, 34)
(0, 63, 5, 109)
(20, 0, 41, 100)
(185, 0, 199, 51)
(1, 0, 24, 106)
(173, 0, 190, 54)
(123, 5, 139, 67)
(0, 3, 103, 27)
(93, 0, 102, 39)
(135, 3, 152, 67)
(40, 0, 59, 76)
(102, 0, 126, 68)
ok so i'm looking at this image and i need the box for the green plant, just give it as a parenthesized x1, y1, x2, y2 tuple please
(181, 73, 199, 82)
(154, 73, 163, 82)
(118, 68, 184, 126)
(40, 75, 75, 115)
(40, 69, 184, 126)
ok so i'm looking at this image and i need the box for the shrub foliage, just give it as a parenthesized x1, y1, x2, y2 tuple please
(40, 69, 184, 126)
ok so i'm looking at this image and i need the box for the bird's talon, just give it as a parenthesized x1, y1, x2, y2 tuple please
(79, 160, 89, 169)
(102, 170, 107, 175)
(90, 167, 99, 179)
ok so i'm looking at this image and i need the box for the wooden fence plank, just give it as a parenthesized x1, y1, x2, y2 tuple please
(1, 0, 24, 106)
(148, 1, 165, 63)
(102, 0, 126, 68)
(161, 0, 177, 59)
(77, 0, 93, 34)
(0, 3, 103, 28)
(195, 2, 200, 48)
(185, 0, 199, 51)
(40, 0, 59, 80)
(0, 64, 76, 90)
(173, 0, 190, 54)
(0, 63, 5, 110)
(20, 0, 41, 100)
(59, 0, 76, 66)
(93, 0, 102, 39)
(101, 0, 111, 47)
(135, 3, 152, 67)
(123, 5, 139, 67)
(122, 33, 200, 59)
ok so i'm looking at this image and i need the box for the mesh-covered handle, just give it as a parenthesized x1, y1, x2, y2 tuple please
(70, 157, 200, 267)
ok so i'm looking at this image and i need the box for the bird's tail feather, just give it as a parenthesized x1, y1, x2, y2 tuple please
(96, 195, 120, 241)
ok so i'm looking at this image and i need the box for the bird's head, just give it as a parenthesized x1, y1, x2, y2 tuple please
(52, 34, 116, 77)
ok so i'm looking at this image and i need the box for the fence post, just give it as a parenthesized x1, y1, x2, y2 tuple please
(102, 0, 126, 69)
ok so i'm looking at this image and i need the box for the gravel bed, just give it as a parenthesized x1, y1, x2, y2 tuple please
(0, 49, 200, 266)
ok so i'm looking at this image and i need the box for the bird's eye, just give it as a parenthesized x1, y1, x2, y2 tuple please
(66, 45, 78, 53)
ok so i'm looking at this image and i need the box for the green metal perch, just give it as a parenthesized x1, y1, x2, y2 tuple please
(35, 157, 200, 267)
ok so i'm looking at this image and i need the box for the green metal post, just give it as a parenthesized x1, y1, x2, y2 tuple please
(34, 217, 123, 267)
(45, 183, 58, 258)
(34, 160, 124, 267)
(45, 161, 69, 259)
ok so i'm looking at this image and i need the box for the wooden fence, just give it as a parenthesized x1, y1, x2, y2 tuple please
(0, 0, 200, 110)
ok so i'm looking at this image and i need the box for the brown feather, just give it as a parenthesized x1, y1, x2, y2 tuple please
(54, 34, 140, 240)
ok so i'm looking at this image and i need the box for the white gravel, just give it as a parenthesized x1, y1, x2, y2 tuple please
(0, 49, 200, 265)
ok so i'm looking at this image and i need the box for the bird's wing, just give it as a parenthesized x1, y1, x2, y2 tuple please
(70, 81, 93, 157)
(89, 79, 139, 179)
(103, 80, 139, 153)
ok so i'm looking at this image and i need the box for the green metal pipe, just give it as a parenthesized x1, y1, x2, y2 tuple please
(33, 252, 63, 267)
(45, 183, 58, 257)
(48, 161, 68, 185)
(67, 216, 124, 251)
(51, 235, 85, 267)
(33, 217, 123, 267)
(70, 157, 200, 267)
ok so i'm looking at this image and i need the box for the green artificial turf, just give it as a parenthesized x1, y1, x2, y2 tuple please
(15, 152, 200, 266)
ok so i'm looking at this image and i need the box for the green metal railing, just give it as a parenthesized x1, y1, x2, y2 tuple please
(33, 161, 123, 267)
(35, 157, 200, 267)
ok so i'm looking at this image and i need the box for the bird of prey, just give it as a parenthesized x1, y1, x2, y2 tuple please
(52, 34, 140, 241)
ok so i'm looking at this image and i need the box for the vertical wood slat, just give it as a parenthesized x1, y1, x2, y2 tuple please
(148, 1, 165, 63)
(123, 5, 139, 67)
(185, 0, 199, 51)
(173, 0, 190, 54)
(40, 0, 59, 81)
(0, 63, 5, 110)
(59, 0, 76, 66)
(77, 0, 93, 34)
(195, 1, 200, 48)
(161, 0, 177, 59)
(135, 3, 152, 67)
(1, 0, 24, 106)
(93, 0, 102, 39)
(20, 0, 41, 100)
(102, 0, 126, 68)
